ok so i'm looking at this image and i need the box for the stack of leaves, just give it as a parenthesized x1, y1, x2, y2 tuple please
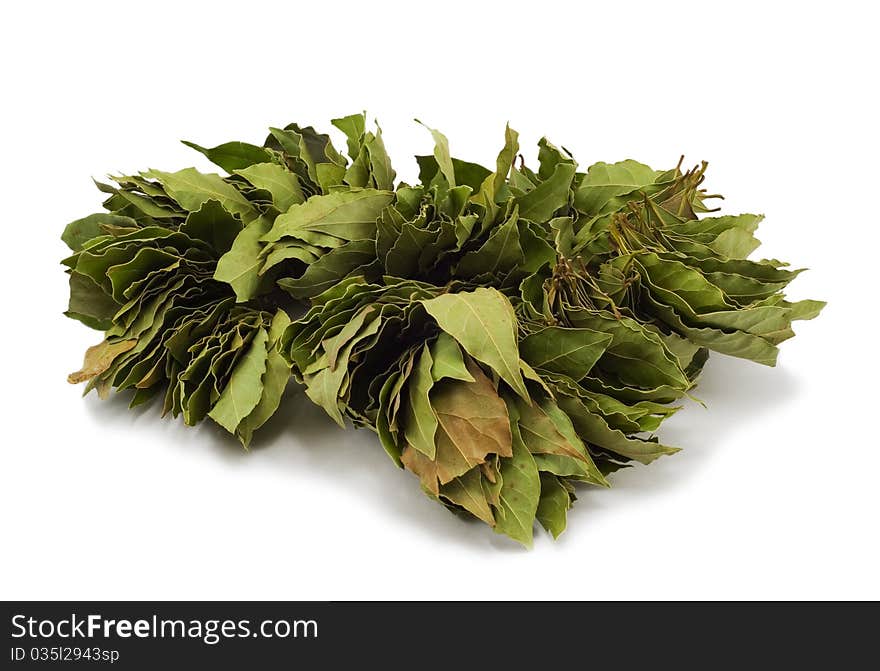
(62, 113, 823, 545)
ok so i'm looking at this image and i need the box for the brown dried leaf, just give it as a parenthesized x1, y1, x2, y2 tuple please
(68, 339, 137, 384)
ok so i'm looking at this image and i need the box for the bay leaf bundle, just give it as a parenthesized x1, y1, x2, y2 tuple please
(62, 114, 823, 545)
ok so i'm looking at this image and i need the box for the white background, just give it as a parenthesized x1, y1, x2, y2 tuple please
(2, 1, 877, 600)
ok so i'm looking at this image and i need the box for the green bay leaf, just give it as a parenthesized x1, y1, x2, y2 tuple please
(494, 426, 540, 547)
(404, 345, 438, 459)
(516, 162, 576, 223)
(421, 287, 529, 402)
(519, 326, 612, 380)
(261, 189, 394, 243)
(536, 473, 572, 539)
(145, 168, 256, 222)
(182, 140, 273, 173)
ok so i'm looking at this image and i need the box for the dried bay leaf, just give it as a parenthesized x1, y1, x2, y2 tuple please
(234, 162, 305, 212)
(208, 327, 269, 434)
(68, 338, 137, 384)
(62, 213, 138, 252)
(214, 215, 274, 302)
(403, 345, 438, 459)
(440, 469, 495, 526)
(236, 310, 293, 447)
(429, 333, 474, 383)
(519, 326, 612, 380)
(516, 162, 576, 223)
(494, 429, 541, 547)
(182, 140, 273, 173)
(61, 115, 825, 545)
(430, 360, 512, 464)
(261, 189, 394, 243)
(144, 168, 256, 222)
(536, 473, 573, 539)
(421, 288, 530, 402)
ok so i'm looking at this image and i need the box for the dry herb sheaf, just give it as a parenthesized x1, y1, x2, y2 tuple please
(62, 114, 824, 545)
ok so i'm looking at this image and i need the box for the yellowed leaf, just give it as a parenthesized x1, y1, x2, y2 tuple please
(68, 339, 137, 384)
